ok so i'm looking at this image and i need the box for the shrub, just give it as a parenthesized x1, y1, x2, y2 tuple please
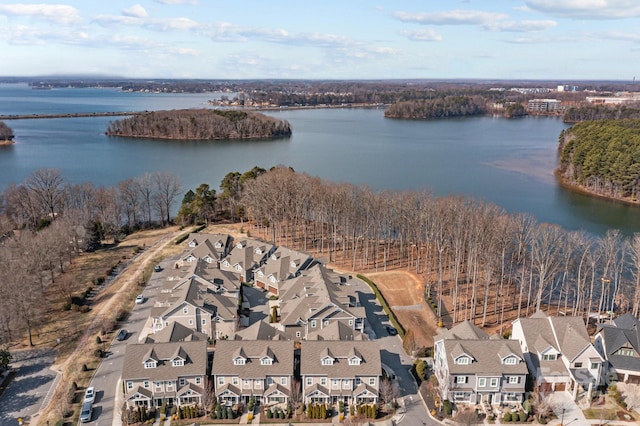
(443, 400, 453, 416)
(522, 399, 532, 414)
(81, 364, 87, 372)
(519, 411, 527, 421)
(503, 412, 511, 422)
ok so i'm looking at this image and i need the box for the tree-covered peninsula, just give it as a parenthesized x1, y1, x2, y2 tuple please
(563, 103, 640, 123)
(384, 96, 487, 119)
(557, 118, 640, 202)
(105, 109, 292, 140)
(0, 121, 14, 144)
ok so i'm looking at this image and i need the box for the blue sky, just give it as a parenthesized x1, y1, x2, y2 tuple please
(0, 0, 639, 80)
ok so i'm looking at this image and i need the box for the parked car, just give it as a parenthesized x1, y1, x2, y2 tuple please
(154, 265, 162, 272)
(135, 294, 144, 304)
(83, 386, 95, 404)
(80, 401, 93, 422)
(116, 328, 128, 341)
(386, 325, 398, 336)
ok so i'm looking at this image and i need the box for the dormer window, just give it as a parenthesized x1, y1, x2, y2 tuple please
(349, 357, 361, 366)
(204, 256, 212, 263)
(541, 353, 557, 361)
(322, 357, 334, 366)
(255, 248, 263, 254)
(144, 360, 157, 369)
(215, 241, 223, 248)
(172, 359, 184, 367)
(503, 356, 517, 365)
(261, 357, 273, 365)
(233, 357, 246, 365)
(455, 356, 470, 365)
(235, 264, 242, 271)
(223, 260, 230, 267)
(290, 260, 298, 268)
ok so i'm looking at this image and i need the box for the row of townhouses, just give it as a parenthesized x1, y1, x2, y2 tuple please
(121, 233, 382, 410)
(434, 310, 640, 406)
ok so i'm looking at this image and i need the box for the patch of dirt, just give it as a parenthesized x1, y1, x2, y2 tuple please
(365, 270, 437, 348)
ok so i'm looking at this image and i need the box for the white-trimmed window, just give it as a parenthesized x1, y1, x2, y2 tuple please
(509, 376, 519, 384)
(306, 377, 312, 386)
(183, 307, 188, 314)
(179, 378, 186, 386)
(369, 377, 376, 386)
(311, 320, 317, 328)
(504, 357, 517, 365)
(261, 357, 273, 365)
(349, 319, 353, 325)
(233, 357, 246, 365)
(281, 377, 287, 385)
(267, 377, 274, 385)
(195, 377, 202, 385)
(321, 377, 327, 385)
(127, 381, 134, 390)
(541, 353, 556, 361)
(490, 378, 498, 387)
(591, 363, 599, 370)
(218, 377, 224, 385)
(143, 380, 149, 388)
(323, 320, 329, 326)
(232, 377, 238, 385)
(349, 357, 361, 366)
(202, 319, 206, 325)
(172, 359, 184, 367)
(478, 378, 486, 387)
(456, 356, 470, 365)
(322, 357, 334, 366)
(457, 376, 467, 384)
(296, 331, 301, 337)
(144, 360, 157, 369)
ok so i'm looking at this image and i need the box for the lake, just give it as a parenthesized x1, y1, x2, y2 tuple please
(1, 83, 639, 236)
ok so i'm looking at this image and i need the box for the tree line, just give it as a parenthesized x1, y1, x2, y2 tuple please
(105, 109, 292, 140)
(557, 118, 640, 201)
(384, 96, 487, 119)
(229, 166, 640, 329)
(563, 103, 640, 123)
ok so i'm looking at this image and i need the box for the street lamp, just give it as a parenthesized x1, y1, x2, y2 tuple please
(560, 408, 565, 426)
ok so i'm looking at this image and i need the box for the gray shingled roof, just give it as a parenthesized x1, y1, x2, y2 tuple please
(211, 340, 294, 378)
(122, 340, 207, 381)
(444, 340, 528, 375)
(598, 315, 640, 373)
(234, 321, 288, 341)
(300, 341, 381, 378)
(435, 320, 490, 342)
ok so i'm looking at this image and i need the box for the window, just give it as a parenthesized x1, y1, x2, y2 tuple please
(281, 377, 287, 385)
(143, 380, 149, 388)
(202, 319, 206, 325)
(165, 321, 169, 326)
(490, 378, 498, 387)
(127, 381, 134, 390)
(509, 376, 519, 384)
(195, 377, 202, 385)
(591, 363, 599, 370)
(189, 319, 193, 325)
(233, 357, 246, 365)
(183, 307, 188, 314)
(232, 377, 238, 385)
(574, 362, 583, 368)
(355, 378, 361, 386)
(306, 377, 312, 386)
(296, 331, 301, 337)
(321, 377, 327, 385)
(218, 377, 224, 385)
(311, 320, 317, 328)
(322, 357, 334, 366)
(267, 377, 274, 385)
(478, 378, 486, 387)
(349, 357, 361, 365)
(144, 361, 156, 369)
(155, 382, 162, 390)
(323, 320, 329, 326)
(541, 353, 556, 361)
(456, 356, 470, 365)
(369, 377, 376, 386)
(457, 376, 467, 384)
(504, 357, 517, 365)
(349, 319, 353, 325)
(179, 378, 186, 386)
(261, 358, 273, 365)
(172, 359, 184, 367)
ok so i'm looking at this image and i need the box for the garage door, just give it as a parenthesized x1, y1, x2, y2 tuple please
(628, 375, 640, 385)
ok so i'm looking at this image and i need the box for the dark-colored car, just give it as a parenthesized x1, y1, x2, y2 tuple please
(116, 328, 128, 341)
(386, 326, 398, 336)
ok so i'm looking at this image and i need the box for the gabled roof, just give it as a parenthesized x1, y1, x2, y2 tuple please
(306, 320, 366, 341)
(443, 339, 528, 375)
(598, 314, 640, 373)
(234, 320, 288, 341)
(435, 320, 489, 342)
(254, 246, 314, 284)
(144, 322, 208, 344)
(122, 340, 207, 381)
(211, 340, 294, 378)
(300, 341, 381, 378)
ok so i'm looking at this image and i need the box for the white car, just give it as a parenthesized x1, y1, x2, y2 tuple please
(83, 386, 95, 404)
(135, 294, 144, 304)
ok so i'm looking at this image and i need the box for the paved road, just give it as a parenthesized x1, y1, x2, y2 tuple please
(81, 258, 170, 426)
(0, 348, 57, 426)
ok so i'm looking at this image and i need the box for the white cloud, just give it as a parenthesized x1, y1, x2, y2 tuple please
(525, 0, 640, 19)
(123, 4, 147, 19)
(393, 9, 508, 25)
(0, 3, 82, 25)
(599, 30, 640, 43)
(400, 28, 443, 42)
(483, 20, 557, 32)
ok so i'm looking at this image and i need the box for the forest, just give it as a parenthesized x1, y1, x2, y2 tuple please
(3, 164, 640, 348)
(105, 109, 292, 140)
(557, 118, 640, 201)
(0, 121, 14, 140)
(563, 103, 640, 123)
(383, 96, 487, 119)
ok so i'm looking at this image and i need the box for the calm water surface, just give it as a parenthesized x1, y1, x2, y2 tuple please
(1, 83, 638, 236)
